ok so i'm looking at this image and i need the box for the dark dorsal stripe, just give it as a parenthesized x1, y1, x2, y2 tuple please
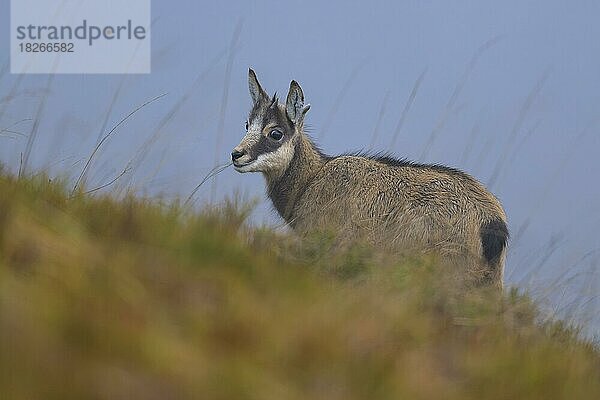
(328, 151, 475, 181)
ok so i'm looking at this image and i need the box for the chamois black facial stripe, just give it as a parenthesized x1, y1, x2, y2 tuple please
(480, 219, 509, 264)
(246, 99, 294, 161)
(249, 134, 285, 160)
(330, 151, 474, 181)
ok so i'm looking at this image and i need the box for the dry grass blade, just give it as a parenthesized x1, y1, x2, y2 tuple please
(71, 93, 168, 195)
(17, 152, 23, 177)
(0, 118, 32, 139)
(389, 68, 427, 149)
(210, 19, 243, 202)
(459, 110, 484, 165)
(82, 167, 133, 196)
(487, 71, 548, 189)
(93, 17, 160, 145)
(185, 162, 233, 207)
(94, 76, 130, 146)
(0, 69, 26, 124)
(318, 59, 368, 140)
(0, 60, 7, 80)
(419, 37, 502, 160)
(510, 116, 597, 243)
(507, 119, 542, 165)
(123, 48, 229, 190)
(368, 91, 390, 150)
(20, 73, 56, 177)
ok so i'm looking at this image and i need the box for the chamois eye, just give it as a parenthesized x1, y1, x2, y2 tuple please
(244, 121, 248, 131)
(269, 129, 283, 141)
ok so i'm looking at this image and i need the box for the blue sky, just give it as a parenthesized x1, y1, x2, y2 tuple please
(1, 0, 599, 335)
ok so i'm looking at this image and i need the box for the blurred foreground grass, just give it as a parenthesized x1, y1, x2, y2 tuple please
(0, 170, 599, 400)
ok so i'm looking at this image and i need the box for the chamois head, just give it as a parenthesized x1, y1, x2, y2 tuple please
(232, 69, 310, 178)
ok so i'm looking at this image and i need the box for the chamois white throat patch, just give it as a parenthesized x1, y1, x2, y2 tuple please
(235, 139, 295, 177)
(255, 139, 295, 176)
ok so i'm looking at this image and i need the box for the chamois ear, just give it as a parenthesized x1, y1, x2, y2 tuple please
(286, 80, 310, 125)
(248, 68, 267, 104)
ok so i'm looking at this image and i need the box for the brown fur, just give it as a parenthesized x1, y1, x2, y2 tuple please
(233, 69, 508, 288)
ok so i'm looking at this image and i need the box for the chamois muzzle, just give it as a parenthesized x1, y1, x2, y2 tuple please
(231, 150, 245, 162)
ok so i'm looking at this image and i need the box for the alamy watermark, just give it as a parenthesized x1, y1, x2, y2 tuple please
(11, 0, 151, 74)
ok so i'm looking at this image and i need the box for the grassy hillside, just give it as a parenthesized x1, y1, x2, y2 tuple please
(0, 170, 599, 400)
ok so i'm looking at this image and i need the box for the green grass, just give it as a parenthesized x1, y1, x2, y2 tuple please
(0, 170, 599, 400)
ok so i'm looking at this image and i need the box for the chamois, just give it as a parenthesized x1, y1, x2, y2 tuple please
(232, 69, 508, 288)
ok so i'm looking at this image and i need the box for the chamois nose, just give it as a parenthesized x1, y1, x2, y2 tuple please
(231, 150, 245, 161)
